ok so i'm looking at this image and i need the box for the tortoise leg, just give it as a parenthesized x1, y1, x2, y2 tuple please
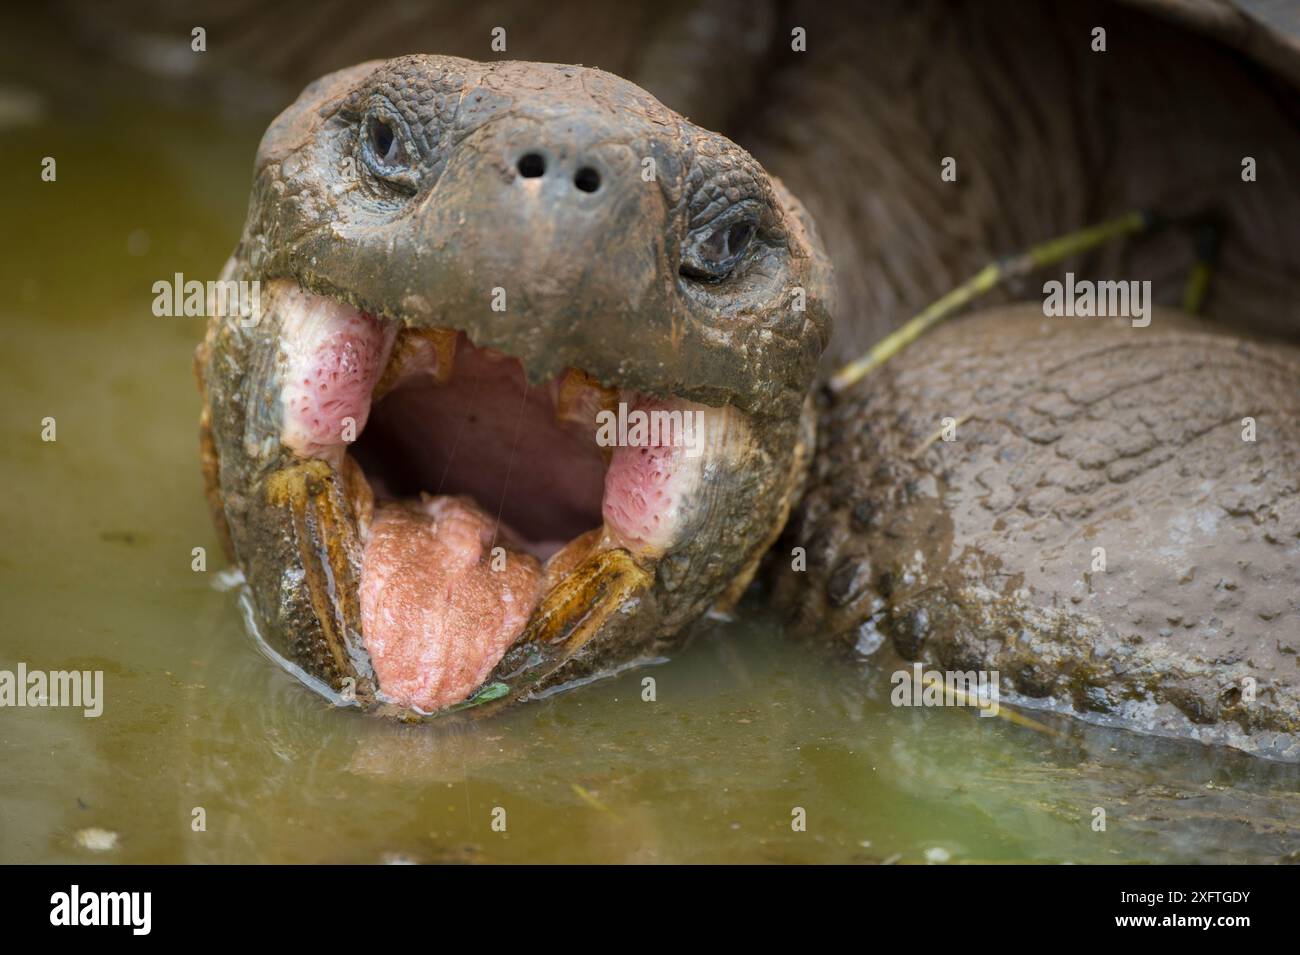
(776, 305, 1300, 758)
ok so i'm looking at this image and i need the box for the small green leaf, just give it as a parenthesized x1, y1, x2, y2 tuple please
(444, 681, 510, 713)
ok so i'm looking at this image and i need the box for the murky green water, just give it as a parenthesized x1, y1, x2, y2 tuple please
(3, 37, 1299, 865)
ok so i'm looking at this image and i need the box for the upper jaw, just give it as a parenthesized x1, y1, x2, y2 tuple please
(252, 117, 822, 425)
(272, 260, 807, 421)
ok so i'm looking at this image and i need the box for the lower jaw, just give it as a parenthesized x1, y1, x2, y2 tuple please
(356, 488, 654, 715)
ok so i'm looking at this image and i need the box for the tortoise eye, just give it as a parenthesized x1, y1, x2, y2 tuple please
(370, 118, 398, 164)
(365, 114, 406, 169)
(708, 220, 754, 261)
(681, 209, 760, 281)
(358, 107, 419, 195)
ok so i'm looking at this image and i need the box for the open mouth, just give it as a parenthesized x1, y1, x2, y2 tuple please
(271, 281, 714, 713)
(356, 329, 612, 556)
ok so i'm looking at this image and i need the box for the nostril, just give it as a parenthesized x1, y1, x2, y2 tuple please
(574, 167, 601, 193)
(517, 153, 546, 178)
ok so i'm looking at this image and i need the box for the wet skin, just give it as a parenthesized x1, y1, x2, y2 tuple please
(774, 308, 1300, 760)
(197, 55, 832, 715)
(200, 47, 1299, 758)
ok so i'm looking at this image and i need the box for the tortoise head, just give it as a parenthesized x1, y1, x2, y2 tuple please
(198, 54, 833, 715)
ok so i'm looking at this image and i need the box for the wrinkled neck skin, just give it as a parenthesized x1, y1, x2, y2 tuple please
(734, 0, 1300, 361)
(198, 55, 831, 717)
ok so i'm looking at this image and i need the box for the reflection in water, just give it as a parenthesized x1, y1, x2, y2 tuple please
(162, 602, 1300, 864)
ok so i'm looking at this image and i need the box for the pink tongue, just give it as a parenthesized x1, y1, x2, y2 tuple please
(359, 498, 542, 711)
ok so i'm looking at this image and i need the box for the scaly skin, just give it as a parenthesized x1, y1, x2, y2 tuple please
(197, 55, 832, 713)
(772, 308, 1300, 760)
